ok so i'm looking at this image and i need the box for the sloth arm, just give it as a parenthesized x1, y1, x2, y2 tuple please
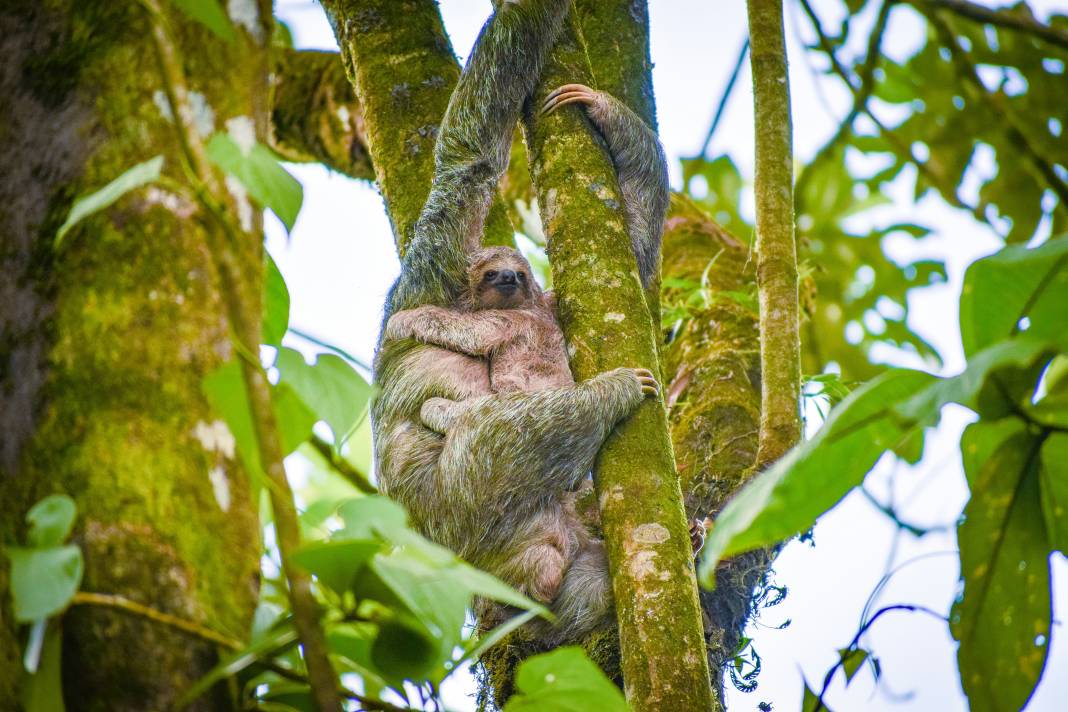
(385, 305, 522, 357)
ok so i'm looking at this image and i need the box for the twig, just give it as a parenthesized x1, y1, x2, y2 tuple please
(813, 604, 948, 712)
(289, 326, 373, 372)
(907, 0, 1068, 51)
(699, 37, 750, 156)
(748, 0, 802, 467)
(143, 2, 342, 709)
(71, 592, 243, 650)
(310, 433, 377, 494)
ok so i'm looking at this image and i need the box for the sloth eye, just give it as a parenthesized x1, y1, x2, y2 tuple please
(516, 272, 526, 281)
(484, 270, 498, 281)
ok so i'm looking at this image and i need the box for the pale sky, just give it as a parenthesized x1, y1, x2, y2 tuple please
(268, 1, 1067, 710)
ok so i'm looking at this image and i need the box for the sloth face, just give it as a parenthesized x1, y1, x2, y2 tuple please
(468, 247, 537, 310)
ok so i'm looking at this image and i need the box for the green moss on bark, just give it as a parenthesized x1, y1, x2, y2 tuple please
(272, 48, 375, 180)
(0, 1, 264, 707)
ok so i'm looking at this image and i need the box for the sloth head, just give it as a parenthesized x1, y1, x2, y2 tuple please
(467, 246, 541, 310)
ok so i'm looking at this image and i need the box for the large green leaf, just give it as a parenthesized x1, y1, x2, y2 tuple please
(1040, 432, 1068, 553)
(55, 156, 163, 248)
(959, 237, 1068, 357)
(262, 252, 290, 345)
(206, 132, 302, 232)
(953, 421, 1051, 712)
(699, 369, 937, 586)
(504, 647, 628, 712)
(169, 0, 236, 41)
(8, 546, 83, 622)
(275, 347, 373, 443)
(25, 495, 77, 548)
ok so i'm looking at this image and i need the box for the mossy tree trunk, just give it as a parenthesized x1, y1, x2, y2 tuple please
(521, 12, 712, 711)
(747, 0, 801, 467)
(574, 5, 769, 706)
(0, 2, 269, 708)
(300, 1, 764, 708)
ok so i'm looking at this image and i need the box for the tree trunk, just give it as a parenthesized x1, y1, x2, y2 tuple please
(0, 2, 266, 708)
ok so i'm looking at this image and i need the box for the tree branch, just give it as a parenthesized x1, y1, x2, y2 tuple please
(271, 48, 374, 180)
(906, 0, 1068, 51)
(309, 433, 377, 494)
(699, 38, 750, 157)
(522, 10, 713, 711)
(747, 0, 802, 467)
(144, 4, 341, 709)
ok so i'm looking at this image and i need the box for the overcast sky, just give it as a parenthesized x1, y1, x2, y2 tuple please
(268, 1, 1067, 709)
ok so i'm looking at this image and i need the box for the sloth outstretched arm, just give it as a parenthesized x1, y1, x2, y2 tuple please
(542, 84, 669, 289)
(382, 0, 570, 319)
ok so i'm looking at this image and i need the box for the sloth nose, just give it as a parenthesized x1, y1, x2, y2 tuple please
(497, 270, 517, 285)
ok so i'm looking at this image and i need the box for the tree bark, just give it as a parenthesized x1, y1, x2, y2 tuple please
(0, 1, 265, 708)
(321, 0, 514, 251)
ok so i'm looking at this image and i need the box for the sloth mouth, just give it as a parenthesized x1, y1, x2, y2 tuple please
(494, 283, 518, 293)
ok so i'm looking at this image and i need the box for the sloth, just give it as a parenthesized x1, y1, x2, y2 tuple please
(371, 0, 668, 641)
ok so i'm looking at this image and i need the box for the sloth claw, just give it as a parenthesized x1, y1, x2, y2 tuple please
(541, 83, 600, 116)
(631, 367, 660, 397)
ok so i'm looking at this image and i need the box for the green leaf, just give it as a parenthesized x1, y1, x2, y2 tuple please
(169, 0, 236, 41)
(699, 369, 937, 586)
(290, 539, 381, 596)
(25, 496, 77, 548)
(55, 156, 163, 248)
(802, 682, 832, 712)
(275, 347, 373, 443)
(20, 623, 65, 712)
(504, 647, 629, 712)
(337, 496, 409, 541)
(263, 253, 290, 345)
(370, 613, 441, 681)
(838, 647, 869, 685)
(202, 361, 316, 475)
(896, 337, 1058, 424)
(272, 382, 316, 454)
(327, 624, 392, 695)
(953, 421, 1051, 712)
(1040, 433, 1068, 553)
(206, 132, 302, 232)
(8, 546, 83, 622)
(959, 237, 1068, 357)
